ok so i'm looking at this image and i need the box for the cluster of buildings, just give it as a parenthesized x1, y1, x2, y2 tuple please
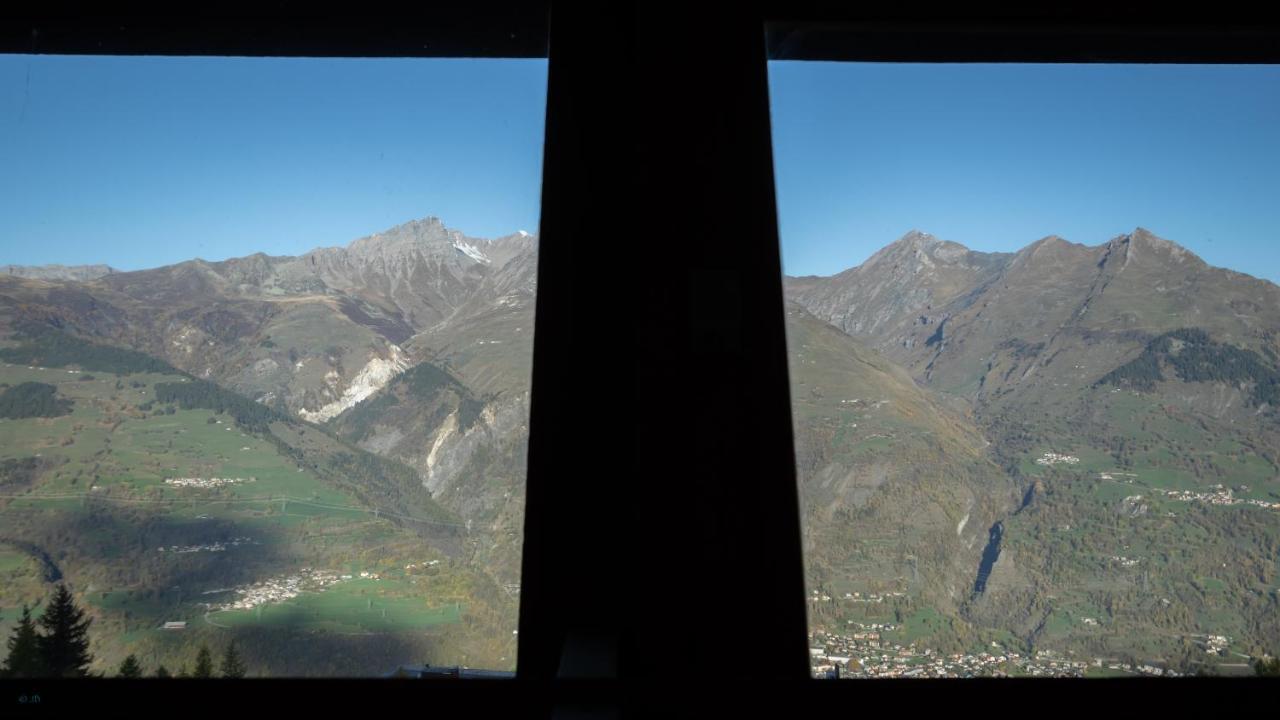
(843, 591, 906, 604)
(808, 618, 1235, 678)
(1205, 635, 1230, 656)
(1035, 451, 1080, 466)
(808, 631, 1095, 678)
(1091, 660, 1181, 677)
(833, 397, 892, 410)
(1133, 664, 1182, 677)
(811, 630, 1202, 678)
(1161, 485, 1280, 511)
(403, 560, 441, 571)
(1108, 555, 1142, 567)
(844, 621, 897, 634)
(212, 564, 407, 613)
(809, 589, 906, 604)
(158, 536, 255, 553)
(215, 567, 347, 611)
(1119, 494, 1150, 517)
(165, 476, 258, 489)
(5, 364, 79, 375)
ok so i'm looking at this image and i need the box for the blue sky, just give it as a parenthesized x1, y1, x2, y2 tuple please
(3, 58, 1277, 282)
(768, 63, 1280, 283)
(0, 55, 547, 270)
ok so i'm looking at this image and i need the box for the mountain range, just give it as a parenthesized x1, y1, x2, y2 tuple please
(0, 217, 535, 674)
(2, 220, 1278, 674)
(788, 227, 1280, 667)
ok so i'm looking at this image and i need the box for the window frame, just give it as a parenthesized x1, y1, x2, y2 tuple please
(2, 3, 1279, 716)
(759, 3, 1280, 708)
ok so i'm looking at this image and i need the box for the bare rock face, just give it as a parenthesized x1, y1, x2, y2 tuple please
(297, 344, 412, 422)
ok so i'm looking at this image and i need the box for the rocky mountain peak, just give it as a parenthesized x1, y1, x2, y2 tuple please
(1006, 235, 1099, 274)
(1130, 227, 1196, 259)
(866, 230, 936, 262)
(860, 230, 981, 274)
(1104, 227, 1204, 271)
(483, 231, 539, 268)
(346, 216, 452, 257)
(901, 229, 938, 245)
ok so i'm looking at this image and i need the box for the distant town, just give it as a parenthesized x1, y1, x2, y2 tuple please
(1162, 485, 1280, 511)
(808, 628, 1191, 678)
(164, 476, 258, 489)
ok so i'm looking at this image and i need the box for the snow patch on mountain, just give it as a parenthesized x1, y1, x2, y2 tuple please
(298, 345, 410, 423)
(453, 239, 490, 264)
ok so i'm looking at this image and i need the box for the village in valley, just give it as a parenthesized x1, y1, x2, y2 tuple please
(158, 536, 256, 554)
(202, 559, 445, 614)
(1161, 485, 1280, 511)
(164, 476, 258, 489)
(212, 568, 350, 612)
(806, 628, 1198, 678)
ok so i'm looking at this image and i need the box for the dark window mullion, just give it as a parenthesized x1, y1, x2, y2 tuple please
(518, 3, 809, 685)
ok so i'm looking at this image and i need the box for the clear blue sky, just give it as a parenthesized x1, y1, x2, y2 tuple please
(0, 55, 547, 270)
(768, 62, 1280, 283)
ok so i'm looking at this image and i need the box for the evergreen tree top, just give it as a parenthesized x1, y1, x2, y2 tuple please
(36, 584, 94, 678)
(117, 654, 143, 679)
(193, 644, 215, 679)
(220, 641, 247, 679)
(3, 604, 44, 678)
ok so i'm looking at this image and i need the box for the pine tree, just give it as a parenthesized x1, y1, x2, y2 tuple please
(2, 605, 44, 677)
(219, 641, 246, 678)
(154, 664, 171, 678)
(35, 585, 93, 677)
(117, 654, 143, 678)
(193, 644, 215, 678)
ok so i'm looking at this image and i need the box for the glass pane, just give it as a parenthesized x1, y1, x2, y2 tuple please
(0, 55, 545, 677)
(770, 61, 1280, 678)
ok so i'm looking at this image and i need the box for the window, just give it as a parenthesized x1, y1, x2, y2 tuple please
(771, 59, 1280, 678)
(0, 52, 545, 678)
(1, 6, 1278, 715)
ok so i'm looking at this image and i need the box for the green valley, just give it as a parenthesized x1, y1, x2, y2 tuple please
(0, 327, 518, 676)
